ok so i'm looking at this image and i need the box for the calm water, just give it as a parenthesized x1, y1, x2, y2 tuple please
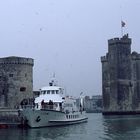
(1, 113, 140, 140)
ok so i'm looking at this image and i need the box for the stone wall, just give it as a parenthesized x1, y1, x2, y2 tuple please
(0, 56, 34, 108)
(0, 109, 21, 124)
(101, 34, 140, 114)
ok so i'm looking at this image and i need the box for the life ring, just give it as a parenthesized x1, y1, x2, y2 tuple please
(36, 116, 41, 122)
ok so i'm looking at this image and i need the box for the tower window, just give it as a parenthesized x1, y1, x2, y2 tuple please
(20, 87, 26, 92)
(9, 74, 14, 77)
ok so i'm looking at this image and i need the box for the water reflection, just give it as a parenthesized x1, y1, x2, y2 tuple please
(102, 115, 140, 140)
(25, 123, 87, 140)
(0, 122, 88, 140)
(1, 114, 140, 140)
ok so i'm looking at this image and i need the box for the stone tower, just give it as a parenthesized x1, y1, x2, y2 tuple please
(101, 34, 140, 115)
(0, 56, 34, 108)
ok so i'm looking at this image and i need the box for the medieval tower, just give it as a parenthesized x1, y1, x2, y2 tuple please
(101, 34, 140, 115)
(0, 56, 34, 108)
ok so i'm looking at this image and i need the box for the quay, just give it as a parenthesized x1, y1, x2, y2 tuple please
(0, 108, 22, 128)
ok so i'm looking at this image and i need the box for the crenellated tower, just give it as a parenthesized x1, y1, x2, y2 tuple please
(0, 56, 34, 108)
(101, 34, 140, 114)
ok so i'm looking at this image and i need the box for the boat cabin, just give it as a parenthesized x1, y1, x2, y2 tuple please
(34, 82, 65, 111)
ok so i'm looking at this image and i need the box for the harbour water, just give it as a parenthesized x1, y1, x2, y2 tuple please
(1, 113, 140, 140)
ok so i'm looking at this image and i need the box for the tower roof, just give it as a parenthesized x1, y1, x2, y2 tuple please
(108, 34, 131, 45)
(0, 56, 34, 66)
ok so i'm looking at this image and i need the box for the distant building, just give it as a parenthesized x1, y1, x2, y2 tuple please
(0, 56, 34, 108)
(84, 95, 102, 113)
(101, 34, 140, 115)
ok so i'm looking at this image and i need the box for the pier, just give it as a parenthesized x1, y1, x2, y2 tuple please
(0, 108, 21, 128)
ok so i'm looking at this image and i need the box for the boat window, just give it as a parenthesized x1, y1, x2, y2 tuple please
(47, 90, 50, 94)
(56, 90, 59, 94)
(66, 115, 68, 119)
(52, 90, 55, 94)
(43, 91, 46, 94)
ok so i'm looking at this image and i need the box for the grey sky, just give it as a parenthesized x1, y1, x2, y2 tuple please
(0, 0, 140, 97)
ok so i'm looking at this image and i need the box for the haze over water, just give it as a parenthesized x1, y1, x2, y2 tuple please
(1, 114, 140, 140)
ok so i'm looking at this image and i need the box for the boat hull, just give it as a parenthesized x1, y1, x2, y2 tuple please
(20, 109, 88, 128)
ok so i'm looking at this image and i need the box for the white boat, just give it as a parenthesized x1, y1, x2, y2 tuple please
(19, 81, 88, 128)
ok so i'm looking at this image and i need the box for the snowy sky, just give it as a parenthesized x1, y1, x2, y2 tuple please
(0, 0, 140, 97)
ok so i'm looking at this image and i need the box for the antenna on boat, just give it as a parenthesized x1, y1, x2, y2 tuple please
(53, 72, 55, 79)
(64, 86, 67, 96)
(51, 72, 57, 86)
(80, 92, 83, 96)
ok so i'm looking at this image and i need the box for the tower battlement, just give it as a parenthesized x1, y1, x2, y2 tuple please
(108, 34, 131, 46)
(0, 56, 34, 66)
(101, 56, 107, 62)
(131, 52, 140, 60)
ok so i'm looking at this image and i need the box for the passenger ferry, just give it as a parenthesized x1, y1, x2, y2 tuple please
(19, 81, 88, 128)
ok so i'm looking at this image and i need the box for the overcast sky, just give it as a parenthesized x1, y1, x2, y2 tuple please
(0, 0, 140, 97)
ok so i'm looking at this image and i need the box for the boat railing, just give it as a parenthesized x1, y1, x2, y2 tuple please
(19, 105, 37, 109)
(41, 104, 58, 111)
(19, 104, 63, 112)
